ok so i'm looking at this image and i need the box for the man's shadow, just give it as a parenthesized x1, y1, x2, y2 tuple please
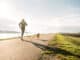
(22, 39, 80, 58)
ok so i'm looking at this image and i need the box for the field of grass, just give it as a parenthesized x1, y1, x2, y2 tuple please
(41, 33, 80, 60)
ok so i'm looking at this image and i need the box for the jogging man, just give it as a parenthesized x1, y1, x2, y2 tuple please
(19, 19, 28, 40)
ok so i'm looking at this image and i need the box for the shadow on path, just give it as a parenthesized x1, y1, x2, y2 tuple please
(40, 40, 48, 42)
(23, 40, 80, 58)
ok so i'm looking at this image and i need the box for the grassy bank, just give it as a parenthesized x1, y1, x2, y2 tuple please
(40, 33, 80, 60)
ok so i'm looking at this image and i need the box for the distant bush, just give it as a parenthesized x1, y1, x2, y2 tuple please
(61, 33, 80, 37)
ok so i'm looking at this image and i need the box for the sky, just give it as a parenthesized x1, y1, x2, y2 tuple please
(0, 0, 80, 33)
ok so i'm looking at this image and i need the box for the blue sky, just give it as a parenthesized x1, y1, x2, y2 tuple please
(0, 0, 80, 33)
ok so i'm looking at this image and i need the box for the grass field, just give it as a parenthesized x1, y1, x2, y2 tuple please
(41, 33, 80, 60)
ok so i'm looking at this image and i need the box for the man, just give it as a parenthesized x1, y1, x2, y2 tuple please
(19, 19, 28, 40)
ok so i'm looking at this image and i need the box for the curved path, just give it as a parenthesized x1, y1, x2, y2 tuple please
(0, 34, 54, 60)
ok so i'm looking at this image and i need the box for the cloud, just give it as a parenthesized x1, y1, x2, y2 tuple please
(0, 0, 80, 33)
(60, 15, 80, 26)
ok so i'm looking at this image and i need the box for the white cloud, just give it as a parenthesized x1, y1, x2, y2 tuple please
(0, 0, 80, 33)
(60, 15, 80, 26)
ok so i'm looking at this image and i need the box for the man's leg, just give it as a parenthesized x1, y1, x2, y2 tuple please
(21, 31, 23, 40)
(21, 27, 25, 40)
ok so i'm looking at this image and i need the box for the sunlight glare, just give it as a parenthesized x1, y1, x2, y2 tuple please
(0, 1, 13, 19)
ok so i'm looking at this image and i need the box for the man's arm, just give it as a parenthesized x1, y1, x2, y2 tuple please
(25, 22, 28, 26)
(19, 22, 22, 27)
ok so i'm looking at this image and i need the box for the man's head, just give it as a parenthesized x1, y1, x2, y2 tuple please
(22, 19, 25, 22)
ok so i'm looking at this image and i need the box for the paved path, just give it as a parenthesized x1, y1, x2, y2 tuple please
(0, 34, 54, 60)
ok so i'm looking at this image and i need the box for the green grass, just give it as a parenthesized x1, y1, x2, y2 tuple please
(49, 34, 80, 55)
(46, 33, 80, 60)
(66, 36, 80, 46)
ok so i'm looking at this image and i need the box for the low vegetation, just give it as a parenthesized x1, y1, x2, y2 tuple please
(40, 33, 80, 60)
